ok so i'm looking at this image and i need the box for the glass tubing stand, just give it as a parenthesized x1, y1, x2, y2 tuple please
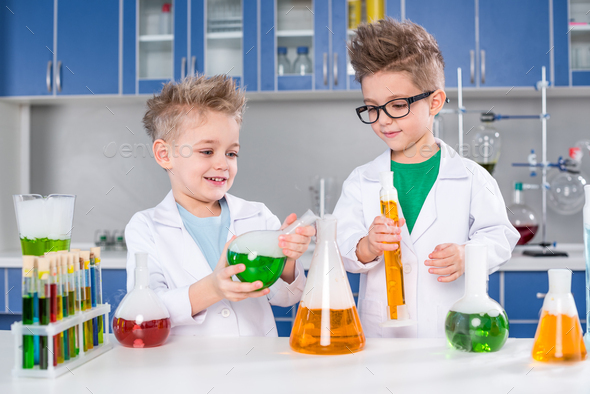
(11, 304, 113, 378)
(440, 67, 557, 255)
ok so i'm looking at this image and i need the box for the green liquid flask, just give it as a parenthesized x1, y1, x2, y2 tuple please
(227, 210, 319, 289)
(445, 244, 509, 352)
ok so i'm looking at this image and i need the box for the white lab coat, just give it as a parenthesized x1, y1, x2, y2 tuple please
(124, 190, 306, 337)
(333, 138, 519, 338)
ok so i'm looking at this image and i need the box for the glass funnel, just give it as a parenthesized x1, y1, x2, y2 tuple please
(113, 253, 171, 348)
(470, 120, 501, 175)
(379, 171, 415, 327)
(445, 244, 509, 352)
(532, 269, 586, 362)
(13, 194, 76, 256)
(507, 182, 538, 245)
(290, 215, 365, 355)
(227, 210, 319, 290)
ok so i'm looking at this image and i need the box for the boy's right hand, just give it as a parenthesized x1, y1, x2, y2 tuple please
(356, 216, 405, 263)
(209, 237, 271, 302)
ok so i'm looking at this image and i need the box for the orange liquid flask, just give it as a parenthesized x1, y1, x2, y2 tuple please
(379, 171, 415, 327)
(532, 269, 587, 362)
(290, 215, 365, 355)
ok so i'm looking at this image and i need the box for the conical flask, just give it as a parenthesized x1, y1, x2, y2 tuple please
(113, 253, 171, 348)
(290, 215, 365, 355)
(379, 171, 415, 327)
(584, 185, 590, 347)
(13, 194, 76, 256)
(445, 244, 509, 352)
(227, 210, 319, 289)
(532, 269, 587, 362)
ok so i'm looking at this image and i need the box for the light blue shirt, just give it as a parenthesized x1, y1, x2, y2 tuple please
(177, 198, 230, 271)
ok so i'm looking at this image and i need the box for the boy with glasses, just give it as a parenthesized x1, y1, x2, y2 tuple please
(333, 18, 519, 338)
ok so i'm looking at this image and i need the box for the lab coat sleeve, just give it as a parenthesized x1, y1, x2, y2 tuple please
(125, 213, 207, 327)
(333, 169, 382, 274)
(466, 168, 520, 274)
(262, 205, 306, 306)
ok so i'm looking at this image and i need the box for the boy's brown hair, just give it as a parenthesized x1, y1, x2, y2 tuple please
(349, 18, 445, 91)
(143, 75, 246, 142)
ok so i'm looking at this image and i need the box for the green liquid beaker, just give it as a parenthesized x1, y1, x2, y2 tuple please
(227, 250, 286, 290)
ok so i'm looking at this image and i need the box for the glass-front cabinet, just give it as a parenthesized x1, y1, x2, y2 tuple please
(205, 0, 243, 83)
(569, 0, 590, 85)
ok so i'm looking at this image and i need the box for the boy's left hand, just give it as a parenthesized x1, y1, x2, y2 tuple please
(424, 243, 465, 283)
(278, 213, 316, 283)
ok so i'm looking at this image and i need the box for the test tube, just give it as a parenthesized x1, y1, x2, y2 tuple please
(60, 255, 69, 361)
(48, 254, 63, 365)
(72, 251, 81, 356)
(90, 252, 98, 346)
(80, 251, 93, 351)
(21, 256, 36, 369)
(37, 257, 50, 370)
(90, 246, 104, 344)
(67, 253, 77, 359)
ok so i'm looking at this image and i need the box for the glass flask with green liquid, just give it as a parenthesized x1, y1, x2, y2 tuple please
(445, 244, 509, 352)
(227, 210, 319, 289)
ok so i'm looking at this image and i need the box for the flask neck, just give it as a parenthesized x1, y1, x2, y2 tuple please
(316, 218, 337, 243)
(464, 247, 488, 298)
(134, 265, 149, 289)
(514, 189, 523, 205)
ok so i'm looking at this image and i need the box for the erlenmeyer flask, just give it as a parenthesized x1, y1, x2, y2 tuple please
(445, 244, 509, 352)
(379, 171, 415, 327)
(532, 269, 587, 362)
(113, 253, 171, 348)
(290, 215, 365, 355)
(227, 210, 319, 289)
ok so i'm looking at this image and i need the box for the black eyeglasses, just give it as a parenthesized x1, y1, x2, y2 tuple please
(356, 91, 437, 124)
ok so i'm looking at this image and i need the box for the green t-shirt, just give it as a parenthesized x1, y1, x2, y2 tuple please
(390, 149, 441, 234)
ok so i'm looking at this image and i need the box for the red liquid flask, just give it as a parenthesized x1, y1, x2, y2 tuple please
(113, 253, 171, 348)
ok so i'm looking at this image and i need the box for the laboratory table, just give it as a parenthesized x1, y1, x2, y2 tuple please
(0, 331, 588, 394)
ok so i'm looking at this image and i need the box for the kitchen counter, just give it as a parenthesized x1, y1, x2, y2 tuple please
(0, 243, 586, 271)
(0, 332, 588, 394)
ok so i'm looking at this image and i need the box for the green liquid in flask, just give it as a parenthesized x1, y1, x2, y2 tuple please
(20, 237, 70, 256)
(227, 251, 286, 290)
(445, 310, 509, 352)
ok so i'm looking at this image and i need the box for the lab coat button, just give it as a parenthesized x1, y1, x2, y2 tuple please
(221, 308, 231, 318)
(403, 264, 412, 274)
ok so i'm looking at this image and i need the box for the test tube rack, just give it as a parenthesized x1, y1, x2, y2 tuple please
(11, 303, 113, 379)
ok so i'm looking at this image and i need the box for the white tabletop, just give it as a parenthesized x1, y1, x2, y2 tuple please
(1, 331, 589, 394)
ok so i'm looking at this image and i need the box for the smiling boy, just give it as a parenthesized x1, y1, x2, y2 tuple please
(124, 75, 314, 336)
(333, 19, 519, 338)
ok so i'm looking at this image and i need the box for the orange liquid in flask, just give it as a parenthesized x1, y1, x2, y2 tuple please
(532, 311, 587, 362)
(290, 306, 365, 355)
(381, 199, 405, 319)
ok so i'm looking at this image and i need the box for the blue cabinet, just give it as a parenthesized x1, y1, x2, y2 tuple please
(0, 0, 54, 96)
(102, 269, 128, 324)
(478, 0, 550, 87)
(405, 0, 476, 88)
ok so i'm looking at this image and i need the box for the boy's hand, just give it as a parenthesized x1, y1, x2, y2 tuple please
(278, 213, 316, 283)
(356, 216, 406, 263)
(424, 243, 465, 282)
(210, 237, 271, 302)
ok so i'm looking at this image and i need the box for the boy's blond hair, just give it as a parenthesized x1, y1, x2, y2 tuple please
(349, 18, 445, 91)
(143, 75, 246, 142)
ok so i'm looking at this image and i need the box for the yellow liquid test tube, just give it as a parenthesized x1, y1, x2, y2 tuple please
(379, 171, 415, 327)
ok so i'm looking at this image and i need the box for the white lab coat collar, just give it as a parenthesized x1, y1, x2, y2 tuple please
(152, 190, 261, 228)
(361, 138, 469, 182)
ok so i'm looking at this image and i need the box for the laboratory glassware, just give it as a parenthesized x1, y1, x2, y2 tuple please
(113, 253, 171, 348)
(293, 46, 312, 75)
(470, 119, 501, 175)
(445, 244, 509, 352)
(507, 182, 538, 245)
(227, 210, 319, 289)
(290, 215, 365, 355)
(532, 269, 586, 362)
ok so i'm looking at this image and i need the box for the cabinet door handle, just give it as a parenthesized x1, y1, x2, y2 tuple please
(181, 57, 187, 79)
(46, 61, 52, 92)
(536, 293, 546, 299)
(323, 53, 328, 86)
(470, 50, 475, 84)
(56, 60, 62, 92)
(333, 52, 338, 86)
(480, 50, 486, 84)
(191, 56, 196, 76)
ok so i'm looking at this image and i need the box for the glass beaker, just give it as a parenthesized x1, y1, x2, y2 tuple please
(379, 171, 415, 327)
(532, 269, 587, 362)
(470, 120, 501, 175)
(290, 215, 365, 355)
(508, 182, 538, 245)
(113, 253, 171, 348)
(13, 194, 76, 256)
(227, 210, 319, 290)
(445, 244, 509, 352)
(584, 185, 590, 347)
